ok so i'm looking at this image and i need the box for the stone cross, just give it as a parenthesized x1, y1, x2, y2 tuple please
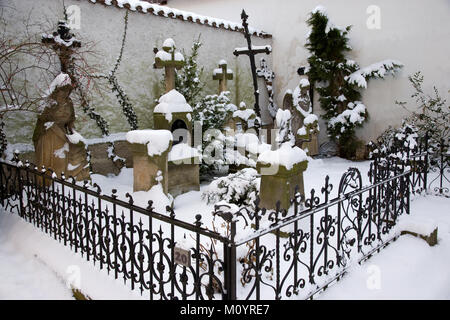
(154, 39, 185, 93)
(233, 10, 271, 118)
(213, 60, 233, 94)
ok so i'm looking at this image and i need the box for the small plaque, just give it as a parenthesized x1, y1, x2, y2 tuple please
(174, 246, 191, 267)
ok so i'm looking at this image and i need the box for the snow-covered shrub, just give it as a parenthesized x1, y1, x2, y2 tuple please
(175, 36, 204, 108)
(194, 91, 237, 175)
(395, 71, 449, 149)
(202, 168, 259, 209)
(369, 121, 419, 159)
(305, 6, 402, 159)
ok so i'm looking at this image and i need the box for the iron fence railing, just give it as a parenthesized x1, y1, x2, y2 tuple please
(0, 135, 447, 300)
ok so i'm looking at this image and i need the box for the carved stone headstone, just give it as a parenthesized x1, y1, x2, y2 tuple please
(32, 74, 90, 182)
(213, 60, 233, 94)
(126, 130, 172, 194)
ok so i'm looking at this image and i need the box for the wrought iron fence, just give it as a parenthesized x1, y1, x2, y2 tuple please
(0, 159, 232, 300)
(0, 135, 447, 300)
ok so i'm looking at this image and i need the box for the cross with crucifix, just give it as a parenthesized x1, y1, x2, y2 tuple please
(213, 60, 233, 94)
(42, 19, 81, 81)
(153, 38, 185, 93)
(233, 9, 271, 118)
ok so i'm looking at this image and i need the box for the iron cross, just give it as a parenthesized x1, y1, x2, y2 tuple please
(233, 9, 271, 118)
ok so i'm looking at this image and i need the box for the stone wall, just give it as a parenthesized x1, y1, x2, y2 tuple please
(2, 0, 273, 147)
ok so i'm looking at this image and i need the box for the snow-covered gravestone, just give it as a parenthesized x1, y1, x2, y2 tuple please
(153, 57, 200, 197)
(126, 130, 173, 194)
(213, 60, 233, 94)
(257, 109, 308, 210)
(154, 38, 185, 93)
(32, 73, 90, 183)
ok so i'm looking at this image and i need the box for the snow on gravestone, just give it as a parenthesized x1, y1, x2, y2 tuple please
(126, 129, 173, 194)
(257, 109, 309, 210)
(154, 38, 185, 93)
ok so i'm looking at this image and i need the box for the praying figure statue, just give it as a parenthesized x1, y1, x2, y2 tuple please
(32, 73, 90, 181)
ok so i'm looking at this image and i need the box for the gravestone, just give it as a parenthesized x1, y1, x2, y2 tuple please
(154, 38, 185, 93)
(213, 60, 233, 94)
(126, 130, 172, 194)
(257, 109, 308, 210)
(153, 39, 200, 197)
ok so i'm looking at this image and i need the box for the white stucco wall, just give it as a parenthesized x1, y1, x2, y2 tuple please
(2, 0, 272, 144)
(169, 0, 450, 144)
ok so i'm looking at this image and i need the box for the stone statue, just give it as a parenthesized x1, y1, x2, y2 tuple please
(283, 79, 319, 156)
(32, 74, 90, 182)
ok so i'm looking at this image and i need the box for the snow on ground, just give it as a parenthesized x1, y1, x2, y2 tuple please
(0, 214, 74, 300)
(318, 194, 450, 300)
(0, 157, 448, 299)
(0, 210, 144, 300)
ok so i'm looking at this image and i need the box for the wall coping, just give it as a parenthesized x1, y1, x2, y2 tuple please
(80, 0, 272, 38)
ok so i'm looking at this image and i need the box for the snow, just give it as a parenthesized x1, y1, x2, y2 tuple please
(318, 195, 450, 300)
(0, 217, 74, 299)
(1, 156, 449, 299)
(66, 130, 85, 145)
(162, 37, 175, 49)
(311, 5, 328, 17)
(328, 101, 366, 128)
(213, 68, 233, 76)
(44, 122, 54, 130)
(154, 89, 193, 122)
(44, 73, 71, 97)
(92, 0, 269, 37)
(304, 113, 319, 125)
(168, 143, 201, 162)
(84, 132, 127, 145)
(275, 109, 291, 128)
(53, 143, 69, 159)
(299, 78, 310, 88)
(67, 163, 80, 171)
(233, 108, 255, 121)
(155, 49, 184, 62)
(234, 45, 272, 54)
(346, 59, 404, 88)
(257, 142, 308, 171)
(125, 129, 172, 156)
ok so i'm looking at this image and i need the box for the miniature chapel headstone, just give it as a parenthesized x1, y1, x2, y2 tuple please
(152, 38, 200, 197)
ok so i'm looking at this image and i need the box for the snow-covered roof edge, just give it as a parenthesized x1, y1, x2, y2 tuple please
(81, 0, 272, 38)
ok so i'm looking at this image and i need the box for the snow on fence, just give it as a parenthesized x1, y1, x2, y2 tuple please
(0, 136, 447, 300)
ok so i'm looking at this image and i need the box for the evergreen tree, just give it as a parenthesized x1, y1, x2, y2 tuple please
(305, 6, 402, 158)
(175, 36, 204, 107)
